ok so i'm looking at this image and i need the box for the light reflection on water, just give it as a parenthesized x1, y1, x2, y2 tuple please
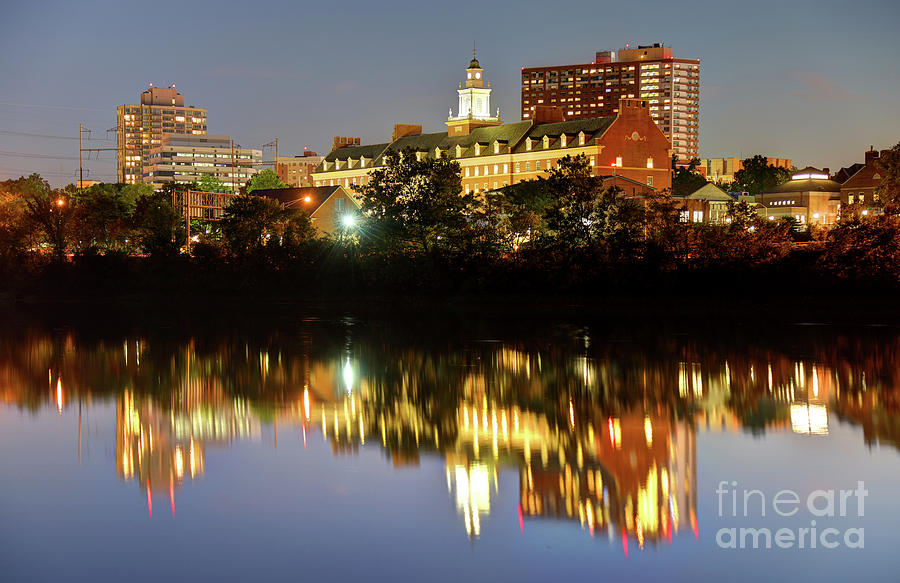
(1, 314, 900, 581)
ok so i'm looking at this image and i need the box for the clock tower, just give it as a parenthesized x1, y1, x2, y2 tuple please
(446, 50, 502, 136)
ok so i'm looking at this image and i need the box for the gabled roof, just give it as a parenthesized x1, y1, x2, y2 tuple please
(686, 183, 735, 201)
(255, 185, 356, 214)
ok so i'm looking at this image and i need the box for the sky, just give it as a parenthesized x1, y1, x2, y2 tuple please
(0, 0, 898, 186)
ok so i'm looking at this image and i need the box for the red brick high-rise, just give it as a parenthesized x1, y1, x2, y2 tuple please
(521, 44, 699, 163)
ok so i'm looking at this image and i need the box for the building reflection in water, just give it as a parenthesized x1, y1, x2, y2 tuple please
(3, 324, 900, 548)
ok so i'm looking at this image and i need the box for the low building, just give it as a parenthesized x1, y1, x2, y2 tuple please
(312, 56, 672, 196)
(275, 150, 324, 187)
(756, 167, 841, 226)
(701, 156, 792, 184)
(839, 147, 888, 212)
(143, 134, 261, 191)
(681, 183, 735, 224)
(256, 185, 360, 236)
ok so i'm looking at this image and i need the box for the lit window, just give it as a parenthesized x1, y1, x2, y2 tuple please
(616, 156, 623, 167)
(646, 158, 654, 169)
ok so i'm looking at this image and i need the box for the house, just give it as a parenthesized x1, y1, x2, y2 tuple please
(256, 186, 360, 236)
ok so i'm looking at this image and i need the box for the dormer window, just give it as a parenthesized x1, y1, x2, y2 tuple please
(455, 145, 463, 157)
(543, 135, 549, 149)
(560, 134, 567, 148)
(474, 144, 481, 156)
(493, 141, 500, 154)
(360, 157, 366, 168)
(578, 132, 585, 146)
(525, 138, 532, 151)
(416, 151, 424, 161)
(434, 147, 442, 158)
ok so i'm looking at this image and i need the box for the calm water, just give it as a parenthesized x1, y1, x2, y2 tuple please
(2, 309, 900, 582)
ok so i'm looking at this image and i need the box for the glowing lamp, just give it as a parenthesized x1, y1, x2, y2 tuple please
(341, 214, 356, 228)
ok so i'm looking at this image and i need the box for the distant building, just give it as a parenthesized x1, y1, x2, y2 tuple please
(313, 55, 672, 194)
(117, 85, 208, 184)
(521, 43, 699, 162)
(839, 147, 888, 212)
(256, 185, 360, 236)
(701, 157, 792, 184)
(275, 151, 324, 187)
(757, 167, 841, 226)
(143, 134, 260, 191)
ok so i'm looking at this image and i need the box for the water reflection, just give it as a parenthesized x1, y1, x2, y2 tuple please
(1, 318, 899, 551)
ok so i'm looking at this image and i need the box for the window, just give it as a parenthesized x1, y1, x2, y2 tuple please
(849, 194, 855, 204)
(647, 176, 653, 186)
(465, 185, 470, 194)
(515, 162, 520, 173)
(493, 165, 499, 174)
(474, 166, 479, 177)
(859, 194, 865, 204)
(543, 135, 549, 149)
(526, 138, 532, 151)
(503, 163, 508, 174)
(465, 167, 470, 177)
(560, 134, 567, 147)
(615, 156, 623, 167)
(335, 197, 346, 212)
(692, 210, 704, 222)
(536, 160, 541, 170)
(646, 158, 654, 169)
(526, 161, 531, 172)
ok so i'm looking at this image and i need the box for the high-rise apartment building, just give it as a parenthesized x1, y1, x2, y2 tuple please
(116, 84, 207, 184)
(521, 44, 700, 162)
(143, 134, 260, 191)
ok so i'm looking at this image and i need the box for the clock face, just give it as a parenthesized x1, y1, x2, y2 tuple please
(475, 72, 481, 79)
(467, 72, 472, 79)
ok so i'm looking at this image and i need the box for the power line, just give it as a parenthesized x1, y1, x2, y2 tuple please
(0, 129, 112, 141)
(0, 150, 81, 161)
(0, 102, 106, 112)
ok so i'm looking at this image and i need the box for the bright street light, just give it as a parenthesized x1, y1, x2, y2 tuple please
(341, 214, 356, 228)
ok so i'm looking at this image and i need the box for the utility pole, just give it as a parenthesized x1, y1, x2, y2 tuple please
(79, 123, 83, 188)
(231, 139, 236, 194)
(78, 125, 116, 186)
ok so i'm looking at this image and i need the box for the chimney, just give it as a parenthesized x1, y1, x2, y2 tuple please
(865, 147, 879, 164)
(332, 136, 360, 150)
(392, 124, 422, 141)
(822, 167, 830, 177)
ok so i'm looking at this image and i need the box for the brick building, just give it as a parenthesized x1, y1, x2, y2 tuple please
(840, 147, 889, 210)
(313, 55, 672, 194)
(520, 44, 699, 162)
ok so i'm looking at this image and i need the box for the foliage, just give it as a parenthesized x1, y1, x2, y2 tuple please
(245, 169, 287, 195)
(672, 157, 708, 196)
(220, 194, 312, 254)
(820, 214, 900, 281)
(197, 174, 229, 194)
(15, 174, 74, 262)
(357, 148, 467, 254)
(71, 182, 151, 252)
(131, 192, 187, 257)
(729, 155, 791, 195)
(875, 142, 900, 211)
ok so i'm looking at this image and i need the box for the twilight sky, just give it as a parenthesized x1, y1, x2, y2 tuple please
(1, 0, 898, 186)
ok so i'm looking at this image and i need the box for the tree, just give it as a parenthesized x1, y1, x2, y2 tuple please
(131, 192, 186, 256)
(875, 141, 900, 211)
(731, 155, 791, 195)
(245, 169, 287, 194)
(543, 154, 643, 251)
(672, 157, 708, 196)
(71, 182, 150, 251)
(16, 174, 74, 262)
(197, 174, 228, 194)
(725, 199, 757, 232)
(356, 148, 467, 254)
(220, 194, 288, 253)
